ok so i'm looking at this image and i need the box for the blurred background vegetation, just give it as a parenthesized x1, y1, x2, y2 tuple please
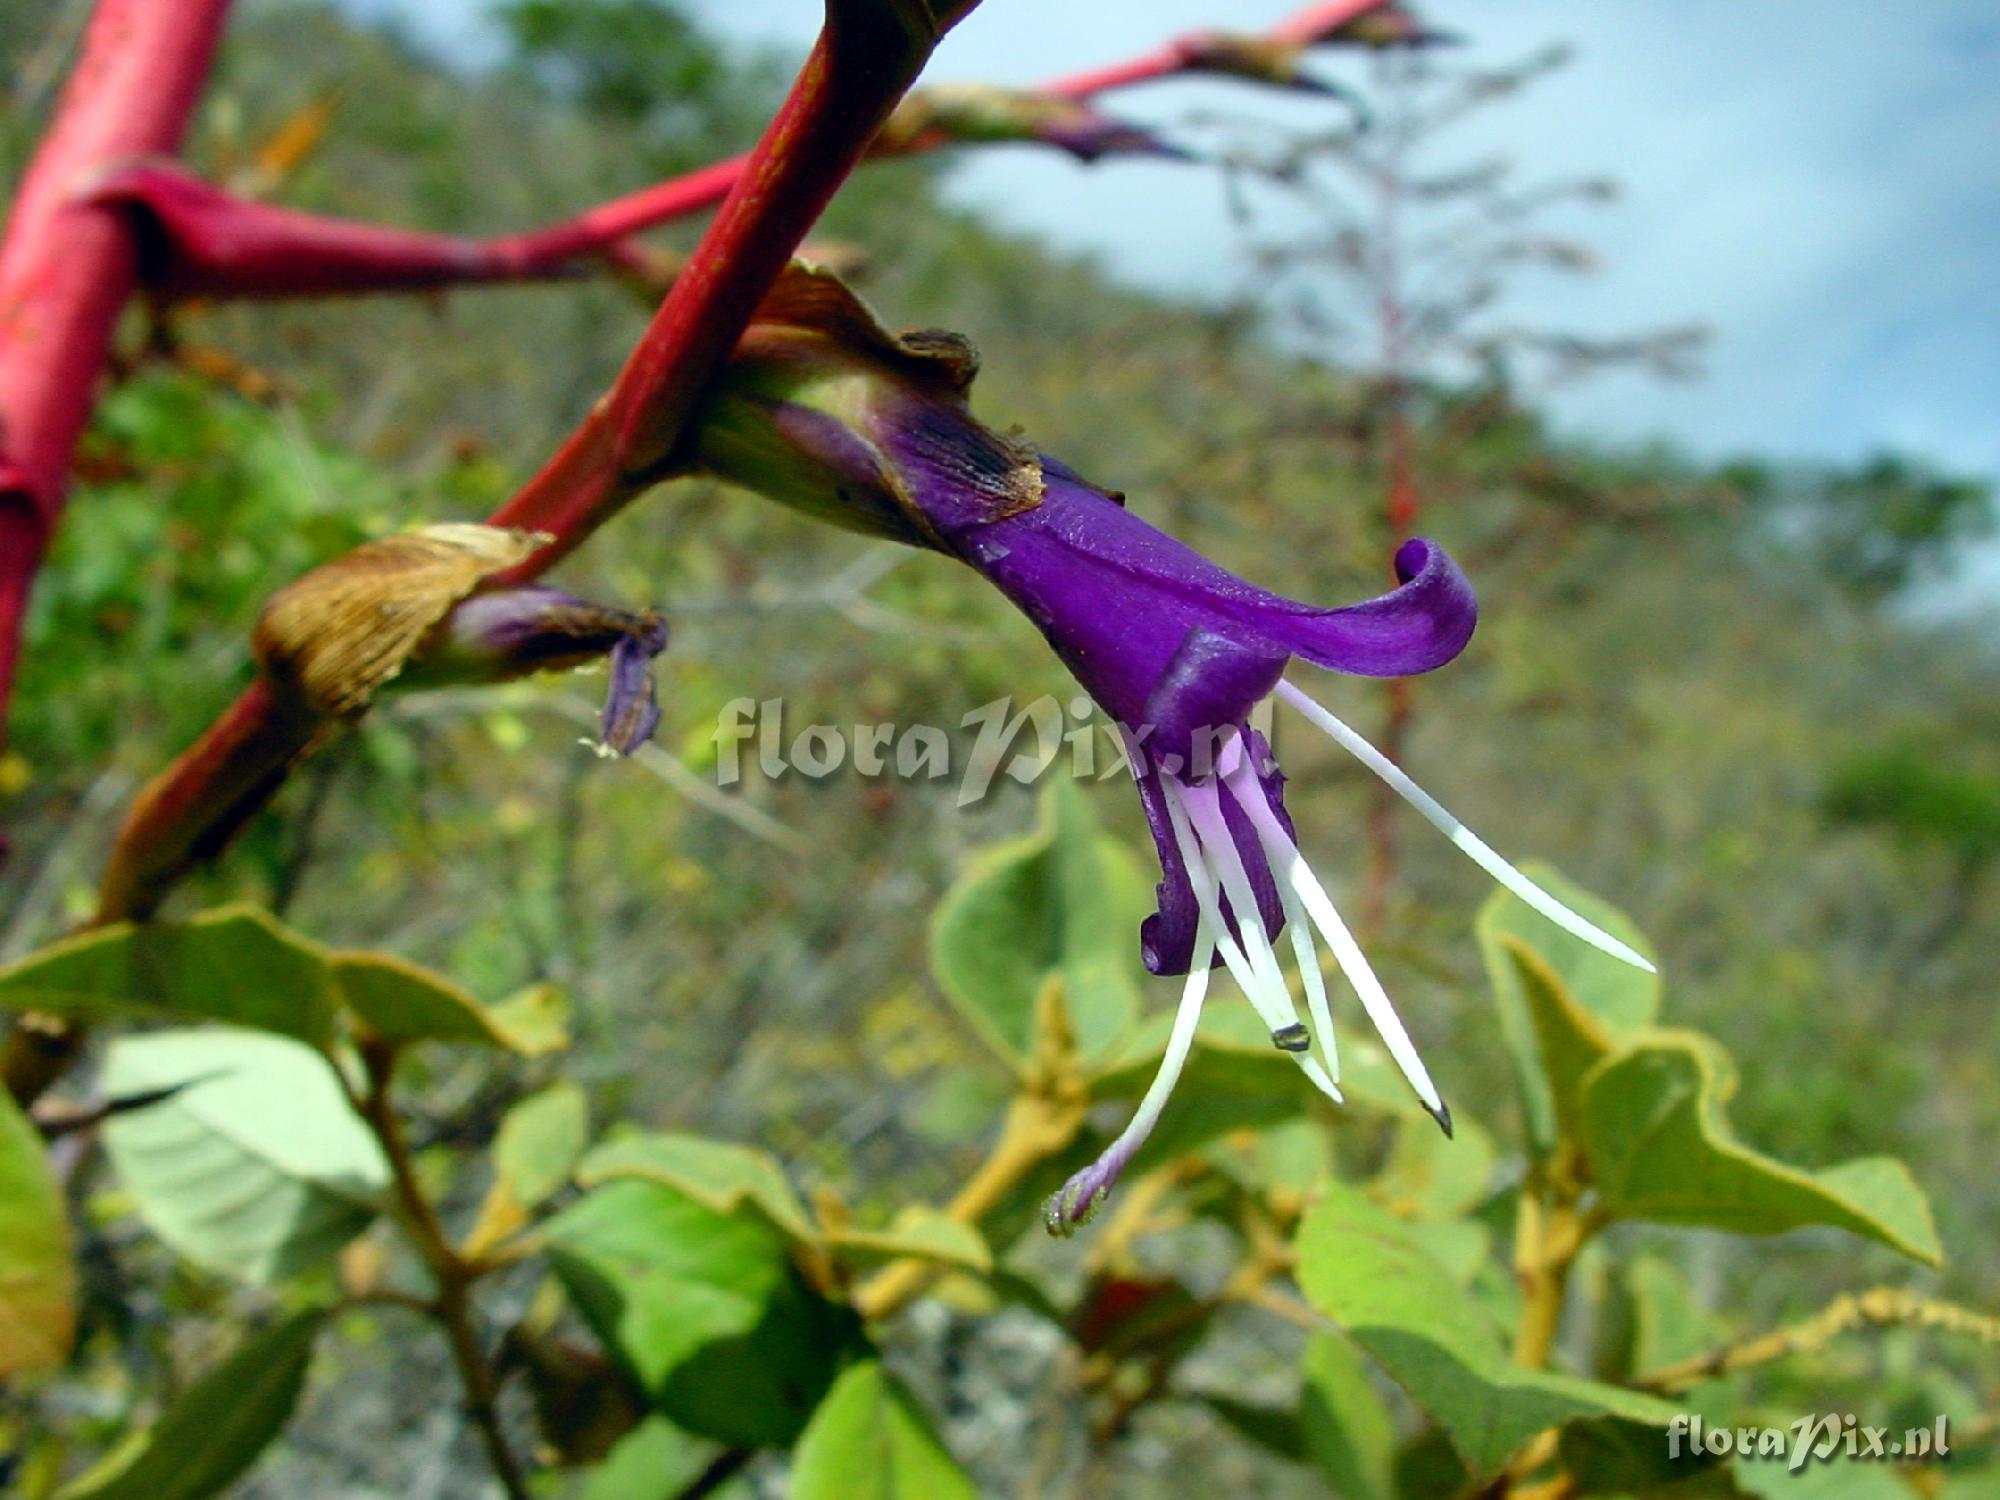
(1, 0, 1995, 1495)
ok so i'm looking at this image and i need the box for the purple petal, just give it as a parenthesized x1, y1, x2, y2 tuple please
(1038, 119, 1195, 164)
(908, 461, 1477, 733)
(1133, 724, 1294, 977)
(869, 430, 1478, 978)
(599, 621, 668, 756)
(1259, 537, 1477, 678)
(1139, 628, 1287, 771)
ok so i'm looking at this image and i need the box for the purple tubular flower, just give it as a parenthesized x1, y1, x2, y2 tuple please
(685, 269, 1655, 1234)
(885, 411, 1473, 968)
(873, 420, 1655, 1233)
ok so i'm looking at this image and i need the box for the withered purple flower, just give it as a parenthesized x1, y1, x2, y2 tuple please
(409, 582, 669, 756)
(257, 525, 667, 756)
(690, 270, 1651, 1233)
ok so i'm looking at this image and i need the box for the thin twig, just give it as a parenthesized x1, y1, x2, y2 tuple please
(348, 1040, 531, 1500)
(1639, 1287, 2000, 1396)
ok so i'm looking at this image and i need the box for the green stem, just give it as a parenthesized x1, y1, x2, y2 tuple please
(1510, 1156, 1596, 1371)
(1638, 1286, 2000, 1396)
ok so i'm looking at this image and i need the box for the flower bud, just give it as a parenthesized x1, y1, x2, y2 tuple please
(1307, 3, 1454, 49)
(879, 85, 1188, 163)
(1178, 33, 1340, 95)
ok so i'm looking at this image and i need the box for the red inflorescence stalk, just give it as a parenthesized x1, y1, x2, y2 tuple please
(87, 0, 971, 929)
(481, 155, 750, 272)
(91, 0, 1405, 308)
(0, 0, 239, 742)
(488, 10, 949, 563)
(1038, 45, 1195, 101)
(1045, 0, 1389, 97)
(1269, 0, 1394, 47)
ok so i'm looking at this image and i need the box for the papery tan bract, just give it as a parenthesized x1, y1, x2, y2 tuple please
(252, 524, 547, 717)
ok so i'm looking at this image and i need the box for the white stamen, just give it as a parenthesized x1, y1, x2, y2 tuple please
(1220, 754, 1339, 1085)
(1176, 778, 1295, 1023)
(1176, 780, 1288, 1016)
(1159, 778, 1290, 1034)
(1098, 919, 1217, 1182)
(1295, 1051, 1344, 1104)
(1275, 678, 1656, 975)
(1167, 775, 1341, 1106)
(1220, 744, 1447, 1121)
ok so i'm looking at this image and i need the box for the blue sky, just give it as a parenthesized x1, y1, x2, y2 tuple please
(351, 0, 2000, 492)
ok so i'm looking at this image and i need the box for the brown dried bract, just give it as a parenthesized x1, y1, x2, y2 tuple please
(253, 524, 547, 717)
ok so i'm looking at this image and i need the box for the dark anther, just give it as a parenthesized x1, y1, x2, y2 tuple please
(1270, 1023, 1310, 1053)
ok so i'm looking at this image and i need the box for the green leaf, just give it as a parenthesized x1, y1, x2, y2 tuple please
(1624, 1255, 1723, 1384)
(791, 1360, 977, 1500)
(1503, 936, 1617, 1149)
(1731, 1458, 1915, 1499)
(55, 1309, 324, 1500)
(1579, 1036, 1942, 1264)
(576, 1131, 815, 1243)
(1556, 1419, 1731, 1497)
(825, 1206, 991, 1274)
(332, 951, 548, 1052)
(1299, 1331, 1395, 1500)
(929, 777, 1146, 1070)
(0, 1087, 74, 1376)
(1192, 1393, 1307, 1462)
(1373, 1111, 1497, 1222)
(0, 905, 336, 1045)
(579, 1417, 720, 1500)
(485, 981, 572, 1056)
(1091, 1022, 1317, 1177)
(493, 1081, 589, 1211)
(1477, 867, 1657, 1154)
(1296, 1181, 1683, 1481)
(1205, 1116, 1333, 1200)
(1937, 1465, 2000, 1500)
(1406, 1217, 1495, 1287)
(101, 1030, 388, 1284)
(545, 1179, 860, 1447)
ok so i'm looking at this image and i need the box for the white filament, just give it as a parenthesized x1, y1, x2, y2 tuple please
(1254, 783, 1341, 1085)
(1100, 917, 1218, 1179)
(1163, 774, 1341, 1105)
(1219, 746, 1445, 1118)
(1176, 779, 1294, 1022)
(1274, 678, 1656, 975)
(1159, 778, 1290, 1034)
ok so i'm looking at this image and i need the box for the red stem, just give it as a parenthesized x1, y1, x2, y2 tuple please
(88, 0, 1401, 305)
(1041, 45, 1194, 100)
(484, 156, 749, 270)
(97, 678, 322, 922)
(0, 0, 237, 743)
(489, 16, 939, 563)
(83, 0, 963, 933)
(1269, 0, 1391, 46)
